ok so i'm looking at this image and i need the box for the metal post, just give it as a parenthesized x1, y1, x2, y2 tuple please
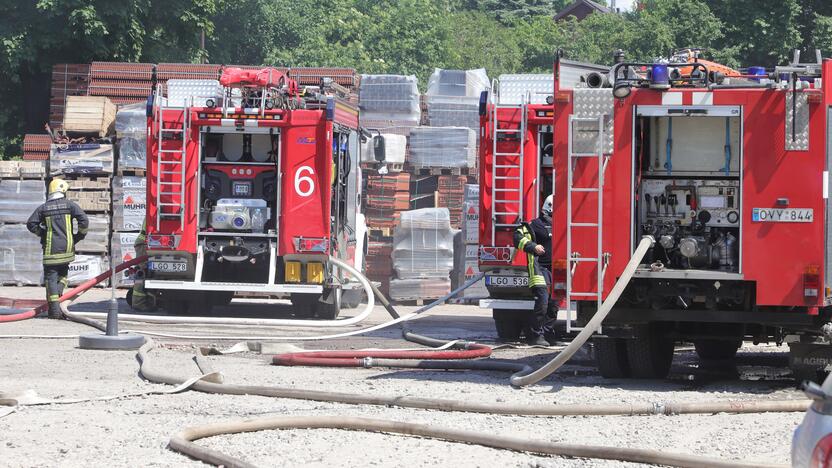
(78, 255, 145, 350)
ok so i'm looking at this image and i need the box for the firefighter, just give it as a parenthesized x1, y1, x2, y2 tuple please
(514, 194, 559, 346)
(26, 179, 89, 319)
(129, 221, 156, 311)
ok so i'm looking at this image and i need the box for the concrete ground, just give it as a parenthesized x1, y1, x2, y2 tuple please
(0, 286, 806, 467)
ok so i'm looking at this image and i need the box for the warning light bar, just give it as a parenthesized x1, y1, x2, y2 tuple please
(197, 113, 282, 120)
(294, 237, 330, 253)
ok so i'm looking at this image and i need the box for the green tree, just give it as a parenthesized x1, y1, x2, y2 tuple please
(0, 0, 218, 157)
(445, 11, 523, 78)
(458, 0, 570, 23)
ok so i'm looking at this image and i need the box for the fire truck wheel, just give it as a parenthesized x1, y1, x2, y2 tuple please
(593, 337, 631, 378)
(125, 289, 133, 308)
(289, 294, 318, 318)
(315, 288, 341, 320)
(211, 291, 234, 307)
(693, 339, 741, 361)
(492, 309, 522, 342)
(626, 325, 674, 379)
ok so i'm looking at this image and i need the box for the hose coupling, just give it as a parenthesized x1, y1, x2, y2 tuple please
(651, 402, 668, 415)
(361, 357, 374, 368)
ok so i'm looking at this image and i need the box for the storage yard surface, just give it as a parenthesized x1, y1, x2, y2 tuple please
(1, 287, 803, 467)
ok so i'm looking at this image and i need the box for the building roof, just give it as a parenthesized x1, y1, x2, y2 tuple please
(554, 0, 611, 21)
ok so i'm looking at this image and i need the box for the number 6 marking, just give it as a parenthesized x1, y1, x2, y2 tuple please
(295, 166, 315, 197)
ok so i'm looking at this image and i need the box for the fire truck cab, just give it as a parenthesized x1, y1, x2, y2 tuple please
(142, 68, 365, 318)
(552, 51, 832, 380)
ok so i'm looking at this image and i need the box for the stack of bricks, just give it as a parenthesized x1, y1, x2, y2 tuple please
(436, 175, 467, 228)
(364, 173, 410, 229)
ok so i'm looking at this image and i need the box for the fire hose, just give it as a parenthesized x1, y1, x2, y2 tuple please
(168, 415, 785, 468)
(0, 256, 147, 323)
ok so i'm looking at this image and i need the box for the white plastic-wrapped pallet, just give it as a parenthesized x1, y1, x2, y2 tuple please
(358, 75, 421, 128)
(392, 208, 455, 279)
(0, 225, 43, 285)
(115, 102, 147, 171)
(50, 143, 114, 175)
(76, 214, 110, 253)
(425, 68, 490, 131)
(111, 232, 139, 287)
(408, 127, 476, 168)
(360, 133, 407, 164)
(67, 254, 108, 286)
(112, 176, 146, 231)
(0, 180, 46, 224)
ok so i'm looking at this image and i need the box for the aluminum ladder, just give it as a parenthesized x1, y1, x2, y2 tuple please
(154, 83, 188, 231)
(566, 114, 610, 333)
(490, 84, 528, 241)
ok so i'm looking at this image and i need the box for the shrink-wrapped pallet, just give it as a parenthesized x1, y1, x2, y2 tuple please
(77, 214, 110, 253)
(393, 208, 455, 279)
(67, 254, 108, 286)
(115, 103, 147, 171)
(389, 278, 451, 302)
(112, 176, 146, 231)
(408, 127, 476, 169)
(0, 225, 42, 285)
(50, 143, 114, 175)
(358, 75, 420, 128)
(111, 232, 139, 287)
(0, 180, 46, 224)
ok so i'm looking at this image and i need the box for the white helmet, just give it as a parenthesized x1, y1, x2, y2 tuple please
(542, 194, 553, 216)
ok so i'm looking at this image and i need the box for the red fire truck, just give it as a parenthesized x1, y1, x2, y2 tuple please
(142, 68, 365, 318)
(478, 62, 607, 341)
(546, 50, 832, 380)
(480, 50, 832, 381)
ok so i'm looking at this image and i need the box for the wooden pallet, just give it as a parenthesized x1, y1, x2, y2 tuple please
(63, 96, 116, 137)
(407, 165, 472, 176)
(65, 175, 111, 190)
(117, 169, 146, 177)
(360, 161, 404, 173)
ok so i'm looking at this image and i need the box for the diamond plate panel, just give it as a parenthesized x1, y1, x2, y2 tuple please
(785, 93, 809, 151)
(498, 74, 553, 105)
(166, 79, 222, 108)
(573, 88, 614, 154)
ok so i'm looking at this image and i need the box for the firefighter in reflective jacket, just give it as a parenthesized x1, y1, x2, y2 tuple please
(513, 195, 559, 345)
(129, 221, 155, 311)
(27, 179, 89, 319)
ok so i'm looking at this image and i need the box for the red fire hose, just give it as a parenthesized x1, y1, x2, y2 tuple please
(273, 343, 493, 367)
(0, 256, 147, 323)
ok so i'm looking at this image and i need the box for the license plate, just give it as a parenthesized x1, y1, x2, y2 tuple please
(486, 275, 528, 287)
(148, 261, 188, 273)
(752, 208, 813, 223)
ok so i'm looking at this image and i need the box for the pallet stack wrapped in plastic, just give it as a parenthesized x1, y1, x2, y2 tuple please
(456, 185, 487, 299)
(425, 68, 489, 132)
(115, 102, 147, 171)
(390, 208, 455, 301)
(408, 127, 476, 169)
(358, 74, 421, 135)
(0, 174, 45, 285)
(111, 176, 146, 287)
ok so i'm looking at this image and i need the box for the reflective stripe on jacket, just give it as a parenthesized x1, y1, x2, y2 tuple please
(513, 223, 547, 288)
(27, 197, 89, 265)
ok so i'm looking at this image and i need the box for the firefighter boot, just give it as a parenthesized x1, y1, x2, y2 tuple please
(47, 301, 63, 320)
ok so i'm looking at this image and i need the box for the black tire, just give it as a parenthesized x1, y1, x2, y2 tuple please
(125, 289, 134, 308)
(494, 318, 523, 342)
(694, 339, 741, 361)
(290, 294, 318, 318)
(626, 326, 674, 379)
(315, 287, 341, 320)
(493, 309, 525, 342)
(792, 367, 824, 386)
(211, 291, 234, 307)
(594, 337, 631, 378)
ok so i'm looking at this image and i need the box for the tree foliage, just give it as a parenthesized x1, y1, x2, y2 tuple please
(1, 0, 829, 158)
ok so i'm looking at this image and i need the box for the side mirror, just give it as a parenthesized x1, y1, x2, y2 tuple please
(373, 135, 386, 162)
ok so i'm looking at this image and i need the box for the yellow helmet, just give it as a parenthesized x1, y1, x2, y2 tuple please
(48, 179, 70, 194)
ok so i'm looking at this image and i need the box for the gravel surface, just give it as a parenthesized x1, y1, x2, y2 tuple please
(0, 287, 805, 467)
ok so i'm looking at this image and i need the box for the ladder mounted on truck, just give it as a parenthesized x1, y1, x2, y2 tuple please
(566, 114, 610, 333)
(490, 80, 528, 242)
(154, 83, 188, 231)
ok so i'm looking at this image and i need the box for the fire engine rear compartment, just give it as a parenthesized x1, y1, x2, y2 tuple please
(633, 106, 742, 279)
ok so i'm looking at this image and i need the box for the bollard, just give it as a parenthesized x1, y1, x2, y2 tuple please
(79, 254, 145, 350)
